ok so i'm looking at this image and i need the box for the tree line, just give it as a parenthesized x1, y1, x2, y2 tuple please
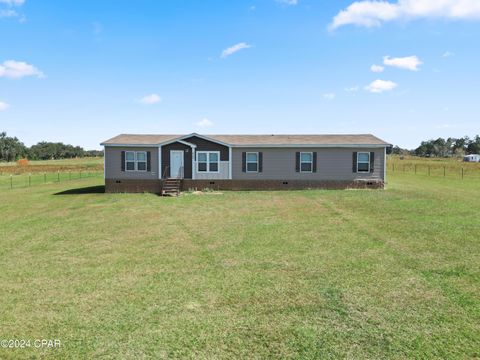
(391, 135, 480, 157)
(0, 132, 103, 162)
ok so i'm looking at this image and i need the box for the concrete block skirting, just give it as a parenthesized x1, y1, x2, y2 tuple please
(105, 179, 384, 193)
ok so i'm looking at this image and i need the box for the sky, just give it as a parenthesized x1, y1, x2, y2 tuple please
(1, 0, 480, 150)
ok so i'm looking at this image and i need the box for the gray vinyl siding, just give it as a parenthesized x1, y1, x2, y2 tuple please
(105, 146, 159, 180)
(194, 161, 230, 179)
(232, 147, 385, 181)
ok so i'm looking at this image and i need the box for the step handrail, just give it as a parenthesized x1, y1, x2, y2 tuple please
(162, 166, 170, 180)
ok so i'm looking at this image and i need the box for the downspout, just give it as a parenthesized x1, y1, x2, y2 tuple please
(103, 146, 106, 181)
(228, 146, 233, 179)
(159, 145, 162, 179)
(384, 146, 387, 184)
(192, 145, 196, 180)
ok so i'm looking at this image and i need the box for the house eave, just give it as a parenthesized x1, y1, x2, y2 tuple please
(101, 143, 160, 147)
(230, 144, 390, 148)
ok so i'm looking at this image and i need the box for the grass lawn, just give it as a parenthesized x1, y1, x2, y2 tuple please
(0, 173, 478, 359)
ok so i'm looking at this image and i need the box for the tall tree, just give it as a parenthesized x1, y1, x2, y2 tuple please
(0, 132, 28, 162)
(467, 135, 480, 154)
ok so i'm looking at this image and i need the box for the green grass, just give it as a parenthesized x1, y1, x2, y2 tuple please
(0, 173, 479, 359)
(0, 172, 103, 191)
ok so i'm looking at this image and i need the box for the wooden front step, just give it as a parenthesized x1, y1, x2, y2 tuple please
(161, 178, 181, 196)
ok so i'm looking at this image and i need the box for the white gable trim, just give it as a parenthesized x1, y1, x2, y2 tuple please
(157, 133, 231, 147)
(101, 143, 160, 148)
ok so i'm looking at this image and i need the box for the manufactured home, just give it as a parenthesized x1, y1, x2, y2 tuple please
(463, 154, 480, 162)
(101, 133, 391, 194)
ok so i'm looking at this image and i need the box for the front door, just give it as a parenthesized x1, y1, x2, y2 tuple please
(170, 150, 184, 178)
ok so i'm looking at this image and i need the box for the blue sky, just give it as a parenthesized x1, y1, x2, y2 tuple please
(1, 0, 480, 149)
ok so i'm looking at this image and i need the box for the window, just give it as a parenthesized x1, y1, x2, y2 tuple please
(300, 152, 313, 172)
(209, 152, 219, 172)
(197, 151, 219, 172)
(197, 152, 207, 172)
(136, 152, 147, 171)
(357, 152, 370, 172)
(246, 152, 259, 172)
(125, 151, 135, 171)
(125, 151, 147, 171)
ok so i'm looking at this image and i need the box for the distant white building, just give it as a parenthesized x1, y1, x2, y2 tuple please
(463, 154, 480, 162)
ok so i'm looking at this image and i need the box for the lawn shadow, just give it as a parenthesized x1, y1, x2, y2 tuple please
(54, 185, 105, 195)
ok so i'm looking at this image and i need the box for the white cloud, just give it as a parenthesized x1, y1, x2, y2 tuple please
(329, 0, 480, 30)
(345, 85, 359, 92)
(435, 123, 457, 129)
(0, 60, 44, 79)
(0, 9, 17, 17)
(365, 79, 398, 93)
(139, 94, 161, 105)
(196, 118, 213, 128)
(370, 64, 384, 73)
(221, 43, 252, 58)
(442, 51, 454, 58)
(276, 0, 298, 5)
(0, 0, 24, 5)
(0, 101, 9, 111)
(0, 0, 24, 20)
(383, 55, 422, 71)
(323, 93, 336, 100)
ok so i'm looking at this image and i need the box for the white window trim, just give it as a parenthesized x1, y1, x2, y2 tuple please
(300, 152, 313, 173)
(125, 151, 136, 172)
(125, 151, 148, 172)
(196, 151, 220, 173)
(357, 152, 370, 173)
(246, 152, 259, 173)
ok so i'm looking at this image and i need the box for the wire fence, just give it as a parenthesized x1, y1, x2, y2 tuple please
(0, 171, 103, 191)
(388, 161, 480, 180)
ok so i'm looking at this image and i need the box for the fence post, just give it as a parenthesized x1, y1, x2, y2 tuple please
(10, 175, 13, 189)
(57, 171, 60, 182)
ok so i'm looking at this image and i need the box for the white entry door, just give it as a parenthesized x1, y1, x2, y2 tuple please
(170, 150, 184, 178)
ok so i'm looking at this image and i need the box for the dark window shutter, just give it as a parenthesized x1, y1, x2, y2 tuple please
(295, 152, 300, 172)
(352, 152, 357, 173)
(313, 152, 317, 173)
(147, 151, 151, 171)
(242, 152, 246, 172)
(121, 151, 125, 171)
(370, 152, 375, 173)
(258, 152, 263, 172)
